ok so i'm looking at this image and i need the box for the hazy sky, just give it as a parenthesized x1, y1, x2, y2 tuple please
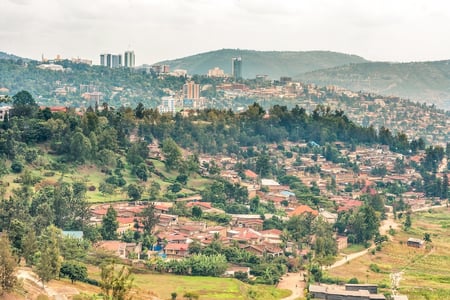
(1, 0, 449, 65)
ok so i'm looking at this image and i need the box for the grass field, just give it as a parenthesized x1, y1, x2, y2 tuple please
(327, 207, 450, 299)
(87, 265, 291, 300)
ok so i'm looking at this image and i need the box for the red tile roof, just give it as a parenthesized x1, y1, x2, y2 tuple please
(288, 205, 318, 217)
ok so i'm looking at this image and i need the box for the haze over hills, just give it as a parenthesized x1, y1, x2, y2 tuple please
(296, 60, 450, 109)
(155, 48, 368, 79)
(1, 48, 450, 109)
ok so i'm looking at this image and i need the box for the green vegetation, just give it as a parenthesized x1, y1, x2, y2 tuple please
(328, 207, 450, 299)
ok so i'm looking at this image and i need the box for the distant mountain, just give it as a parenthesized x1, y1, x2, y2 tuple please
(296, 60, 450, 109)
(0, 51, 31, 61)
(154, 49, 368, 79)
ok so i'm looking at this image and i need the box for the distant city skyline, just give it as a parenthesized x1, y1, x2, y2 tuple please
(1, 0, 450, 65)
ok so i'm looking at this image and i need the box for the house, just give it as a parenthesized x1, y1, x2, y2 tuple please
(287, 205, 318, 217)
(227, 228, 262, 245)
(231, 214, 264, 230)
(164, 243, 189, 259)
(336, 235, 348, 251)
(309, 284, 386, 300)
(407, 238, 424, 248)
(243, 169, 258, 182)
(319, 210, 338, 224)
(261, 229, 283, 245)
(96, 241, 142, 259)
(224, 266, 251, 277)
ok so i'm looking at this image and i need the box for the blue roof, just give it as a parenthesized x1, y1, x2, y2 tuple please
(62, 231, 84, 239)
(280, 190, 295, 197)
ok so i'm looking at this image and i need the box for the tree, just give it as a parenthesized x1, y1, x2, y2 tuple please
(100, 262, 134, 300)
(162, 138, 182, 171)
(0, 235, 17, 295)
(12, 90, 38, 118)
(192, 206, 203, 219)
(127, 184, 142, 201)
(60, 261, 88, 284)
(149, 181, 160, 200)
(70, 131, 92, 163)
(101, 206, 119, 240)
(36, 225, 62, 286)
(404, 213, 412, 231)
(442, 173, 448, 200)
(140, 203, 159, 235)
(134, 163, 149, 182)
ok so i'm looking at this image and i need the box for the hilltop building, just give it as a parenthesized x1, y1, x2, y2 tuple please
(208, 67, 226, 77)
(124, 51, 135, 68)
(232, 57, 242, 80)
(100, 53, 122, 68)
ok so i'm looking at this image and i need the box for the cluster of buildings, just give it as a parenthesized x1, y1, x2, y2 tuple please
(158, 81, 204, 113)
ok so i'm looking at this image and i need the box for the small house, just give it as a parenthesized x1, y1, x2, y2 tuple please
(407, 238, 424, 248)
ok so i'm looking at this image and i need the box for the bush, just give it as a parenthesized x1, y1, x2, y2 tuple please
(369, 263, 380, 273)
(348, 277, 359, 284)
(11, 160, 24, 173)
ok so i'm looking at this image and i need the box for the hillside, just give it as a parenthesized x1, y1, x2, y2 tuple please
(296, 60, 450, 109)
(155, 48, 368, 79)
(0, 51, 31, 61)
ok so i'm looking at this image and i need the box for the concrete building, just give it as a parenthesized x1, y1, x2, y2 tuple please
(124, 50, 135, 68)
(208, 67, 226, 77)
(158, 96, 176, 114)
(0, 105, 12, 122)
(100, 53, 122, 68)
(183, 81, 200, 100)
(232, 57, 242, 80)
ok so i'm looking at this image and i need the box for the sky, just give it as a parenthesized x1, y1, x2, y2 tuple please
(1, 0, 450, 65)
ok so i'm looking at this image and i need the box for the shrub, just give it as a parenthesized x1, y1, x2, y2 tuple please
(11, 160, 24, 173)
(348, 277, 359, 284)
(369, 263, 380, 273)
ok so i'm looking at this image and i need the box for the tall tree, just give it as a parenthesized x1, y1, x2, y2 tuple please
(0, 235, 17, 295)
(140, 203, 159, 235)
(12, 90, 38, 118)
(101, 206, 119, 240)
(36, 225, 62, 286)
(162, 138, 182, 171)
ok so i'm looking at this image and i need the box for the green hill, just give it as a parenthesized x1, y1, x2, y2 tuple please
(296, 60, 450, 109)
(155, 48, 368, 79)
(0, 51, 31, 61)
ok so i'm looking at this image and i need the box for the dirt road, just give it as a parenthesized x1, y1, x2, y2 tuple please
(279, 272, 305, 300)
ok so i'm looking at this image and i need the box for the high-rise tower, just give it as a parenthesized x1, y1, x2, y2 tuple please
(124, 51, 135, 68)
(232, 57, 242, 80)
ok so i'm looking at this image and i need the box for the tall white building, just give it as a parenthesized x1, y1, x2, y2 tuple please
(124, 51, 135, 68)
(100, 53, 122, 68)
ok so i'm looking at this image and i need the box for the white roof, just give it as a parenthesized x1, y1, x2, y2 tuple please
(261, 179, 280, 186)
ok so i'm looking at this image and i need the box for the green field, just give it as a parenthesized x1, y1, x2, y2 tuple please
(87, 266, 291, 300)
(327, 207, 450, 299)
